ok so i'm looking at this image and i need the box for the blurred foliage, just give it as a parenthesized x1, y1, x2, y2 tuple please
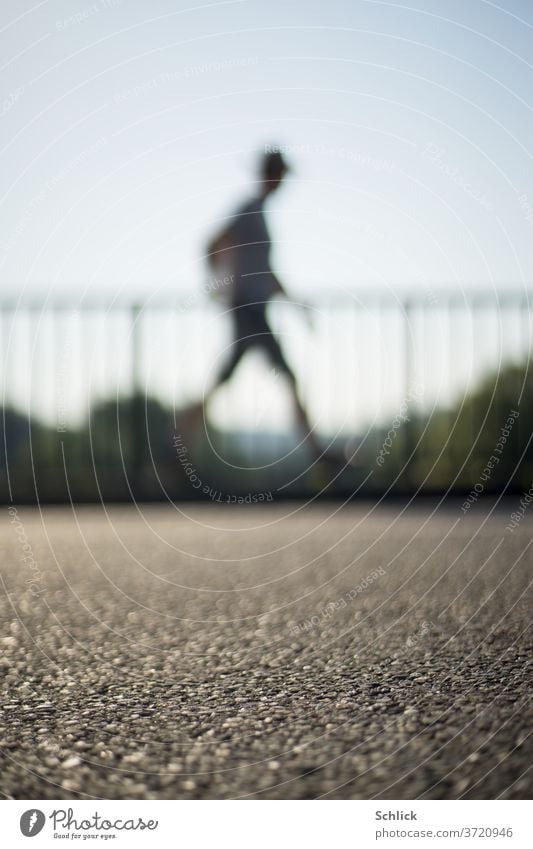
(1, 361, 531, 502)
(366, 362, 532, 491)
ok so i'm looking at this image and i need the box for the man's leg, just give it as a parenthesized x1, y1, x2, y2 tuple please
(211, 341, 245, 390)
(285, 371, 324, 458)
(181, 310, 247, 436)
(204, 307, 249, 401)
(257, 313, 323, 458)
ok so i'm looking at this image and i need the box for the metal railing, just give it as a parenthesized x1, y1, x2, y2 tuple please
(1, 288, 531, 501)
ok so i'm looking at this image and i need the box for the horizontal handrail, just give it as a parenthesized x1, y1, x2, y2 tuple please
(0, 288, 531, 312)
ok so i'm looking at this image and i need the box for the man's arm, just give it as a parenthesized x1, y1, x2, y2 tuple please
(206, 225, 234, 271)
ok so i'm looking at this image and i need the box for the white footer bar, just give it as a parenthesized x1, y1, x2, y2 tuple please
(3, 800, 530, 848)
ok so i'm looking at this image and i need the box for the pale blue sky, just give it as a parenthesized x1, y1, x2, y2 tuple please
(1, 0, 532, 300)
(0, 0, 532, 432)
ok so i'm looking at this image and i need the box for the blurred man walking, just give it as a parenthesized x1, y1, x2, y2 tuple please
(204, 148, 322, 457)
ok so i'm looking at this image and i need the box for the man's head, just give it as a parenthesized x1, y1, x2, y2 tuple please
(259, 149, 290, 195)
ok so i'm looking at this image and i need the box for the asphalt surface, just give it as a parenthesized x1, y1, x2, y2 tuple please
(1, 500, 531, 800)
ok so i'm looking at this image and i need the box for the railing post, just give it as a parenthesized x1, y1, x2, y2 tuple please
(131, 304, 143, 495)
(403, 298, 415, 489)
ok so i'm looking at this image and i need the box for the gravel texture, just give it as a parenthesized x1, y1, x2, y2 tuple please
(1, 500, 531, 800)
